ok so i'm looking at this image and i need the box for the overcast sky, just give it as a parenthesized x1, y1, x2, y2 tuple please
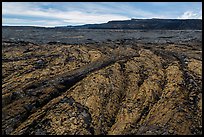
(2, 2, 202, 27)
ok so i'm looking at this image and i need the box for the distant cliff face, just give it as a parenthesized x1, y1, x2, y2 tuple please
(72, 19, 202, 30)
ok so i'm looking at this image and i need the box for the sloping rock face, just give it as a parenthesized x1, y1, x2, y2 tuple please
(2, 39, 202, 135)
(71, 19, 202, 30)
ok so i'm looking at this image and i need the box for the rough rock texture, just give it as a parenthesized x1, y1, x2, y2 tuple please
(2, 32, 202, 135)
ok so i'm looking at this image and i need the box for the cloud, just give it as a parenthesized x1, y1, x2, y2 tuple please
(178, 11, 202, 19)
(2, 2, 130, 26)
(2, 18, 66, 27)
(2, 2, 166, 26)
(2, 2, 202, 27)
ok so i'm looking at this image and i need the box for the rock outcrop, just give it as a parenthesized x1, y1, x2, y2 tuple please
(2, 38, 202, 135)
(67, 19, 202, 30)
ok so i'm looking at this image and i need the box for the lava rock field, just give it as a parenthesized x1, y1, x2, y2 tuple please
(2, 27, 202, 135)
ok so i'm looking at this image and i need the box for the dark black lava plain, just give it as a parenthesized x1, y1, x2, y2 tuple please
(2, 27, 202, 45)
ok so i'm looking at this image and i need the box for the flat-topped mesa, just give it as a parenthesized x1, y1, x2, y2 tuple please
(78, 19, 202, 30)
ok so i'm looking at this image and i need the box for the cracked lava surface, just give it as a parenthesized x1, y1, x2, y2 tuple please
(2, 30, 202, 135)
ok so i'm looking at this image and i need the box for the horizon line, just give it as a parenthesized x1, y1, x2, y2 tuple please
(2, 18, 202, 28)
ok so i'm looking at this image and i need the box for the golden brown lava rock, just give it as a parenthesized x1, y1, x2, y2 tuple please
(2, 41, 202, 135)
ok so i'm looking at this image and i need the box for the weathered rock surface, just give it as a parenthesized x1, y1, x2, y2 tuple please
(2, 30, 202, 135)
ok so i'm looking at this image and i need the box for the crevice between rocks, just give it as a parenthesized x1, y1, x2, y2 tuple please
(3, 53, 140, 134)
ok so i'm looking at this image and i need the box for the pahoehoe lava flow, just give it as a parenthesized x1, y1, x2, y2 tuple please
(2, 28, 202, 135)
